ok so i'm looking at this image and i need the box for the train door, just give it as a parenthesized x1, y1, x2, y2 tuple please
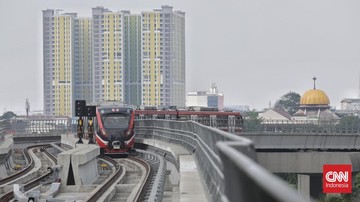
(228, 115, 235, 133)
(210, 115, 217, 127)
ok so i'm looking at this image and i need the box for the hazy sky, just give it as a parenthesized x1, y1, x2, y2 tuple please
(1, 0, 360, 114)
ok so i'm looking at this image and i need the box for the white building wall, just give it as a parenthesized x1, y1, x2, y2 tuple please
(341, 99, 360, 110)
(186, 95, 207, 107)
(197, 96, 208, 107)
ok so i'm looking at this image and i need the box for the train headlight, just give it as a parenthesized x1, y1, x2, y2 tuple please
(126, 130, 131, 136)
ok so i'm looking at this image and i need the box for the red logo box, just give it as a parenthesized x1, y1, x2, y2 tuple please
(323, 164, 352, 193)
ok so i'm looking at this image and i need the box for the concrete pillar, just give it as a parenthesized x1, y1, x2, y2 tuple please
(298, 174, 322, 200)
(309, 174, 322, 199)
(298, 174, 310, 201)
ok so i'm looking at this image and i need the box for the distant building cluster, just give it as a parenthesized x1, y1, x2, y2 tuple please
(224, 105, 250, 113)
(335, 98, 360, 117)
(186, 83, 224, 111)
(43, 6, 185, 116)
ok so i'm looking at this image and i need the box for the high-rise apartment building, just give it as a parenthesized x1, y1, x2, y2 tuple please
(43, 10, 93, 116)
(73, 18, 93, 108)
(43, 10, 77, 116)
(161, 6, 186, 108)
(141, 6, 186, 107)
(43, 6, 185, 116)
(124, 12, 142, 106)
(43, 9, 54, 115)
(92, 7, 125, 103)
(141, 10, 162, 106)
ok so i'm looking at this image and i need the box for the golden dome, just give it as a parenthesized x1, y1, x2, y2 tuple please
(300, 89, 330, 105)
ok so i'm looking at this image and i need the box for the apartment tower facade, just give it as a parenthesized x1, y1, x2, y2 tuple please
(73, 17, 93, 109)
(141, 6, 185, 107)
(92, 7, 125, 103)
(43, 10, 76, 116)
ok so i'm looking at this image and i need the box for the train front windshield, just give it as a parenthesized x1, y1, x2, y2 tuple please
(102, 113, 130, 130)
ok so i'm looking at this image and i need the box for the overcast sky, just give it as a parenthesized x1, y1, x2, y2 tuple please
(1, 0, 360, 114)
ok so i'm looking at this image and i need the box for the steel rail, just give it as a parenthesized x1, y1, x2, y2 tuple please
(128, 156, 151, 202)
(86, 155, 121, 202)
(86, 155, 151, 202)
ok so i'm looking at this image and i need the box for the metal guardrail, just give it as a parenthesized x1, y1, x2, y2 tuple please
(241, 132, 360, 150)
(243, 120, 360, 134)
(217, 142, 306, 202)
(8, 116, 71, 135)
(135, 119, 308, 202)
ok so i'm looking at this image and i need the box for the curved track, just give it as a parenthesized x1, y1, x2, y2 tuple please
(87, 155, 152, 202)
(107, 156, 151, 202)
(126, 156, 151, 201)
(0, 145, 57, 201)
(0, 141, 175, 201)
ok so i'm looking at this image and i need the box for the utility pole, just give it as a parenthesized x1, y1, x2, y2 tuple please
(358, 72, 360, 98)
(25, 98, 30, 116)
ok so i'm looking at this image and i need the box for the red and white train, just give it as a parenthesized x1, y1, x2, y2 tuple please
(94, 105, 135, 155)
(93, 104, 243, 155)
(134, 107, 243, 133)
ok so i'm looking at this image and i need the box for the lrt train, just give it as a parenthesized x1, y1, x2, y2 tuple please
(134, 107, 243, 133)
(94, 105, 135, 155)
(92, 104, 242, 155)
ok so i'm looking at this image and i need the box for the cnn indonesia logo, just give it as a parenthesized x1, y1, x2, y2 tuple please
(323, 164, 352, 193)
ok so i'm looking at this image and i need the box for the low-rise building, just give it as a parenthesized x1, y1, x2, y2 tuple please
(258, 108, 292, 123)
(186, 83, 224, 110)
(341, 98, 360, 110)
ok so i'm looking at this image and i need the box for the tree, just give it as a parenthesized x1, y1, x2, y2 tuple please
(274, 91, 301, 115)
(275, 173, 297, 187)
(242, 110, 263, 132)
(1, 111, 17, 120)
(340, 116, 360, 128)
